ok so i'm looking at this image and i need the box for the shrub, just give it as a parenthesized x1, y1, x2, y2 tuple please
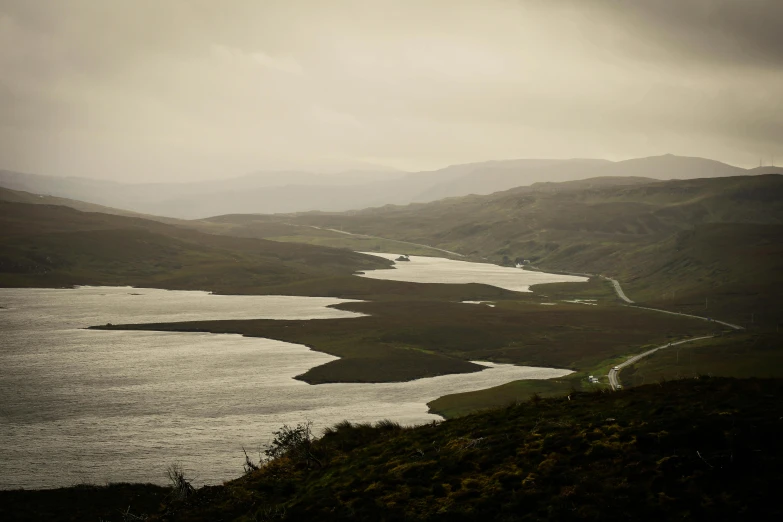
(265, 421, 322, 469)
(320, 419, 403, 453)
(166, 463, 194, 501)
(374, 419, 403, 431)
(242, 446, 260, 474)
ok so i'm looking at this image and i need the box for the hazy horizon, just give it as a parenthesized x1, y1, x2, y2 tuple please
(1, 0, 782, 182)
(2, 152, 778, 186)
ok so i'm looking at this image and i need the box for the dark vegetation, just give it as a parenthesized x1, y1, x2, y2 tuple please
(157, 377, 783, 521)
(0, 483, 169, 522)
(95, 297, 715, 384)
(158, 378, 783, 521)
(7, 378, 780, 521)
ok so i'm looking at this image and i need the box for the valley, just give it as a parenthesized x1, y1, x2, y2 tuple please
(4, 1, 783, 517)
(2, 171, 781, 410)
(1, 165, 781, 521)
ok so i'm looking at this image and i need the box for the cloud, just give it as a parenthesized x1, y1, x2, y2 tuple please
(211, 45, 303, 75)
(0, 0, 780, 181)
(530, 0, 783, 70)
(250, 51, 303, 75)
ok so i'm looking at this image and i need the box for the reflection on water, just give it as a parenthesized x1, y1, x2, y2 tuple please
(357, 252, 587, 292)
(0, 287, 571, 489)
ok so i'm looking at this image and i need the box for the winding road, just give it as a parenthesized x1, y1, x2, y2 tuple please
(289, 224, 466, 257)
(608, 335, 716, 390)
(625, 305, 743, 331)
(280, 229, 743, 388)
(601, 277, 744, 390)
(602, 276, 634, 303)
(528, 266, 743, 330)
(597, 275, 744, 330)
(526, 266, 744, 388)
(600, 277, 743, 389)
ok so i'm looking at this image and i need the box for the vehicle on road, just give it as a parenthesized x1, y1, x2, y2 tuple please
(612, 366, 619, 371)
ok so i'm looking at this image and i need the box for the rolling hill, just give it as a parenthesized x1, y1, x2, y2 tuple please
(269, 174, 783, 325)
(2, 155, 779, 218)
(0, 201, 391, 293)
(0, 186, 185, 224)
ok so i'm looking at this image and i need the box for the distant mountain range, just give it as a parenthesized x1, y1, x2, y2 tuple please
(1, 155, 780, 219)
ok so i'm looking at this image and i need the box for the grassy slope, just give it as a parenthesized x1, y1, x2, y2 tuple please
(146, 378, 782, 521)
(197, 214, 459, 257)
(0, 201, 513, 302)
(0, 201, 393, 293)
(621, 331, 783, 385)
(621, 223, 783, 325)
(276, 175, 783, 322)
(430, 326, 783, 419)
(0, 186, 185, 224)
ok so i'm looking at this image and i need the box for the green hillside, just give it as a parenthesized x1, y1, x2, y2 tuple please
(272, 175, 783, 325)
(0, 201, 392, 292)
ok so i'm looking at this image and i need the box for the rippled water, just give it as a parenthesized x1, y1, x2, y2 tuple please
(357, 253, 587, 291)
(0, 287, 571, 489)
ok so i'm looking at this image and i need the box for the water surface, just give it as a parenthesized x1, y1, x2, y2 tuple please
(0, 287, 571, 489)
(357, 253, 587, 292)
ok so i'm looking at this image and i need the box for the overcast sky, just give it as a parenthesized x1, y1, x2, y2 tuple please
(1, 0, 781, 182)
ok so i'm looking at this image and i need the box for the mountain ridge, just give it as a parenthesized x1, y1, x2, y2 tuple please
(2, 155, 779, 219)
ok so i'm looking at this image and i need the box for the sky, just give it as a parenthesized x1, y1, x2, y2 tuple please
(1, 0, 781, 182)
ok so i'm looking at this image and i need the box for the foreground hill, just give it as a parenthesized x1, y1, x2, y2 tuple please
(3, 155, 780, 218)
(0, 201, 391, 293)
(4, 377, 779, 521)
(172, 378, 783, 522)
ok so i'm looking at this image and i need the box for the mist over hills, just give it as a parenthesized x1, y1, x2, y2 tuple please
(0, 186, 184, 224)
(2, 155, 779, 219)
(0, 168, 403, 218)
